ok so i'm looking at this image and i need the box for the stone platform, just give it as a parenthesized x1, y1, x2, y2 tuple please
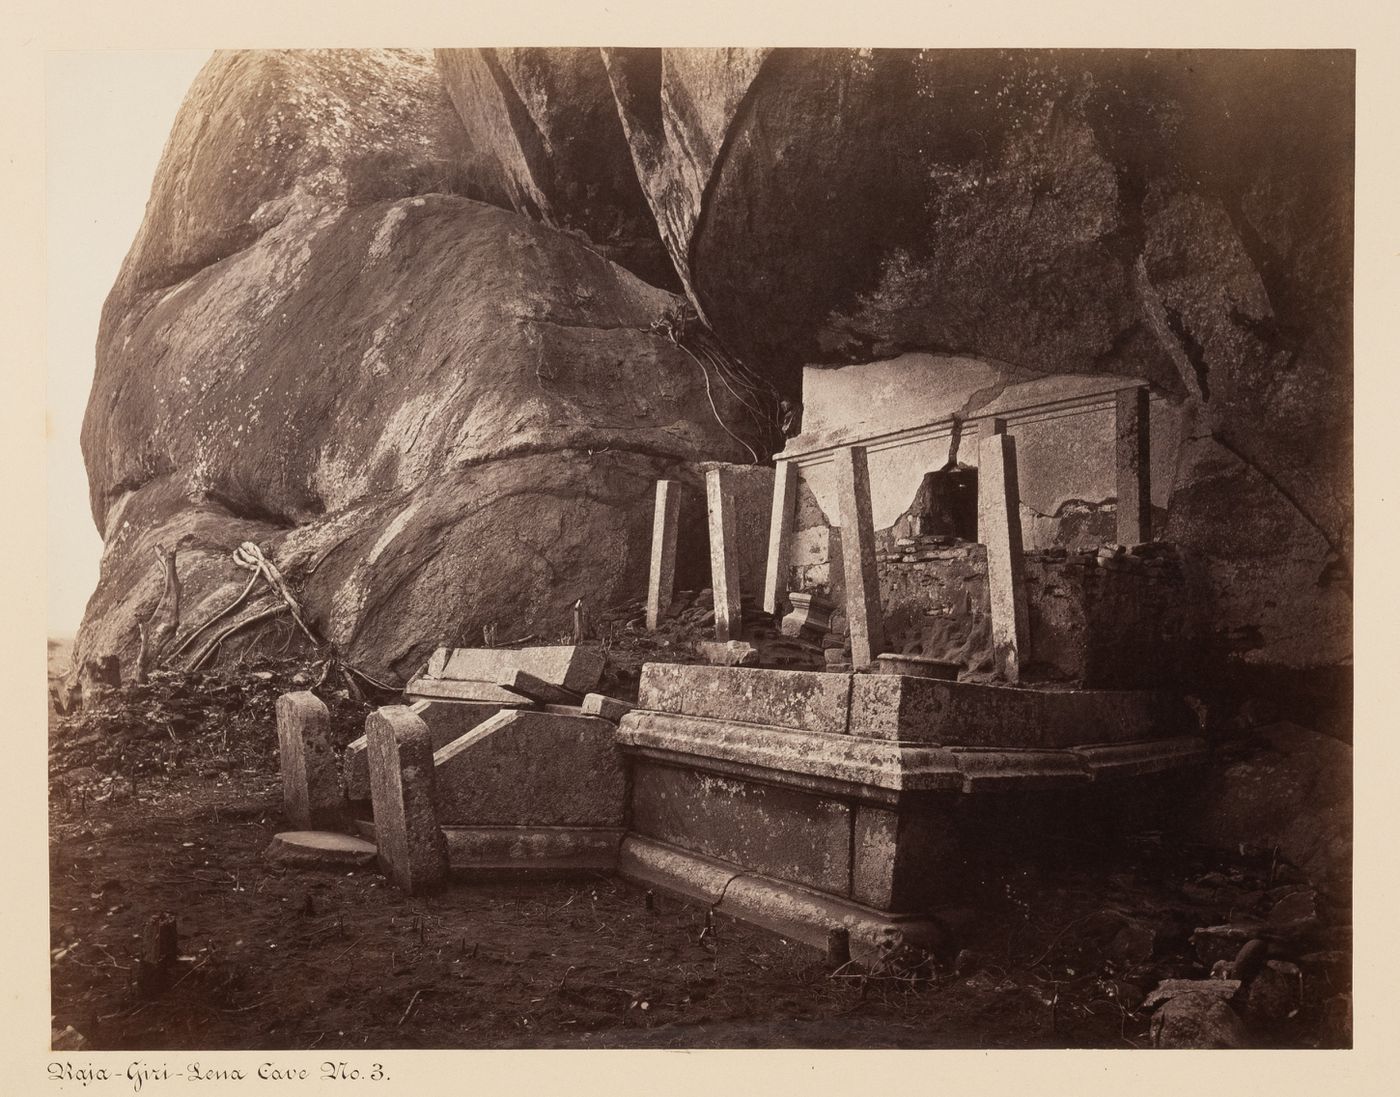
(615, 664, 1205, 957)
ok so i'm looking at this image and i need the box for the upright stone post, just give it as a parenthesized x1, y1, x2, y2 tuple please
(366, 705, 448, 894)
(1115, 385, 1152, 545)
(977, 424, 1030, 682)
(762, 460, 798, 615)
(706, 466, 743, 641)
(833, 446, 886, 669)
(646, 480, 681, 630)
(275, 691, 342, 828)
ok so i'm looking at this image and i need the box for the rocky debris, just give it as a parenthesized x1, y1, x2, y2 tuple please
(1142, 978, 1241, 1010)
(695, 640, 760, 667)
(1150, 992, 1248, 1049)
(51, 1025, 87, 1051)
(1181, 723, 1352, 895)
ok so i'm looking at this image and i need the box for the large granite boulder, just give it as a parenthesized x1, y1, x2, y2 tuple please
(78, 48, 1352, 706)
(77, 51, 761, 684)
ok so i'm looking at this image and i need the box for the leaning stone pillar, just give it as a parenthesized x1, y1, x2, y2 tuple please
(275, 691, 342, 829)
(762, 459, 798, 615)
(646, 479, 681, 630)
(705, 466, 743, 641)
(833, 445, 886, 669)
(977, 423, 1030, 682)
(1115, 385, 1152, 545)
(366, 705, 448, 894)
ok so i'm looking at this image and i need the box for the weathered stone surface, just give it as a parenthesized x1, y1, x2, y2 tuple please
(638, 663, 853, 736)
(1115, 386, 1152, 545)
(1180, 722, 1351, 891)
(1142, 978, 1241, 1010)
(436, 48, 676, 288)
(705, 465, 743, 641)
(432, 710, 624, 827)
(441, 825, 623, 878)
(646, 480, 681, 629)
(978, 430, 1029, 682)
(421, 645, 605, 694)
(76, 52, 762, 682)
(275, 691, 342, 828)
(848, 674, 1194, 747)
(495, 668, 583, 707)
(630, 762, 850, 894)
(343, 699, 507, 802)
(264, 830, 378, 870)
(1149, 992, 1248, 1049)
(763, 460, 798, 614)
(874, 653, 958, 680)
(833, 446, 886, 668)
(580, 693, 633, 722)
(695, 640, 760, 667)
(366, 706, 448, 893)
(779, 591, 836, 639)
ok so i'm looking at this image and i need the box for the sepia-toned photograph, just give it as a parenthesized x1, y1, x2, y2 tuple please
(44, 41, 1354, 1056)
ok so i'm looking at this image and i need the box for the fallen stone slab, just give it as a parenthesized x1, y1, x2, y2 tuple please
(496, 668, 583, 706)
(265, 830, 378, 870)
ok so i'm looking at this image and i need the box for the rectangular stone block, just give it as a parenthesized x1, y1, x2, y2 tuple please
(763, 459, 798, 614)
(496, 668, 582, 706)
(581, 693, 633, 722)
(705, 465, 743, 641)
(637, 663, 853, 736)
(433, 710, 625, 827)
(833, 446, 886, 667)
(850, 804, 962, 912)
(646, 479, 681, 630)
(978, 430, 1030, 681)
(275, 691, 342, 829)
(411, 644, 604, 695)
(366, 706, 448, 894)
(849, 674, 1195, 748)
(630, 762, 851, 895)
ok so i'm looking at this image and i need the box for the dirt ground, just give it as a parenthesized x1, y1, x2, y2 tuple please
(48, 642, 1351, 1050)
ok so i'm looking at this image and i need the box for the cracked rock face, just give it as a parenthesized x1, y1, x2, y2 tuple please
(78, 50, 760, 682)
(78, 48, 1351, 697)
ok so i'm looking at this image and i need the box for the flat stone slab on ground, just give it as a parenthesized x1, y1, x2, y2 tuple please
(265, 830, 378, 869)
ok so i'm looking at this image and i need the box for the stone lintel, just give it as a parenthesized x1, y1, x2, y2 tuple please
(365, 706, 448, 894)
(417, 644, 605, 694)
(705, 465, 743, 641)
(442, 825, 623, 879)
(1115, 385, 1152, 546)
(495, 668, 583, 707)
(833, 445, 886, 667)
(762, 459, 798, 615)
(646, 479, 681, 630)
(977, 431, 1030, 681)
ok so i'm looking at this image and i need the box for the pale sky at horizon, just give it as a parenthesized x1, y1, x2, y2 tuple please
(46, 50, 212, 636)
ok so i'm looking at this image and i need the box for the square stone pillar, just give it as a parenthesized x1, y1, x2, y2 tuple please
(833, 446, 886, 669)
(275, 691, 342, 828)
(762, 459, 798, 615)
(1115, 385, 1152, 545)
(366, 705, 448, 894)
(646, 479, 681, 630)
(706, 466, 743, 641)
(978, 427, 1030, 682)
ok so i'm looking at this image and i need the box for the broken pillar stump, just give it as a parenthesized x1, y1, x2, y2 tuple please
(763, 459, 798, 615)
(705, 466, 743, 641)
(833, 445, 886, 668)
(646, 479, 681, 630)
(366, 705, 449, 894)
(977, 425, 1030, 682)
(1115, 384, 1152, 546)
(135, 912, 179, 998)
(276, 691, 343, 828)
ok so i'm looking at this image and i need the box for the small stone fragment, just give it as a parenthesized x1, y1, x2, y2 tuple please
(1150, 992, 1248, 1049)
